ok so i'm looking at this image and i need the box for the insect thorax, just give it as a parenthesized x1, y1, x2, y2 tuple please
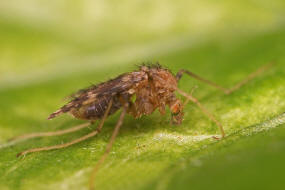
(128, 66, 179, 118)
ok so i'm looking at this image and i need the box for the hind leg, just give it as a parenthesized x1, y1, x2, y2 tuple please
(17, 129, 101, 157)
(9, 122, 92, 144)
(17, 99, 114, 157)
(89, 102, 129, 190)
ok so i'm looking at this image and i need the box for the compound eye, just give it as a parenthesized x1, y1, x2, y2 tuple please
(171, 102, 182, 114)
(171, 110, 180, 116)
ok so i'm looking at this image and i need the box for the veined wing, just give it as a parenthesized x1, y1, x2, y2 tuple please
(48, 71, 146, 119)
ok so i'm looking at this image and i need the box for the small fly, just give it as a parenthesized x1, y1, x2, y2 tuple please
(11, 62, 273, 190)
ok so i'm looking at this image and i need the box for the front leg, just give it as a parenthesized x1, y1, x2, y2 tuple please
(176, 62, 274, 94)
(176, 88, 225, 139)
(176, 69, 229, 94)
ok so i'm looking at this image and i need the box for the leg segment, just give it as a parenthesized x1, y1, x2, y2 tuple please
(16, 130, 100, 157)
(9, 122, 92, 143)
(176, 88, 225, 138)
(16, 99, 114, 157)
(176, 62, 274, 94)
(183, 85, 198, 107)
(176, 69, 228, 93)
(89, 103, 128, 190)
(225, 62, 274, 94)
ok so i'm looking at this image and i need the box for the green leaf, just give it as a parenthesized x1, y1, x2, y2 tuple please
(0, 1, 285, 190)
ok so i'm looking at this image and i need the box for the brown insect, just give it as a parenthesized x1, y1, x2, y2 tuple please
(11, 62, 273, 190)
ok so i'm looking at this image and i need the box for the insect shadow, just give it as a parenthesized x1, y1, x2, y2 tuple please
(8, 62, 274, 190)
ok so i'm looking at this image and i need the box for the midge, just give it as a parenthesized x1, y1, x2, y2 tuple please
(12, 62, 273, 190)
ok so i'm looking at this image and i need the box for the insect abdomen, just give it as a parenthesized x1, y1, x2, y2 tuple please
(71, 96, 122, 120)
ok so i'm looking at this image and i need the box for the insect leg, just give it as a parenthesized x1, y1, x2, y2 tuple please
(16, 130, 100, 157)
(176, 69, 228, 93)
(176, 62, 274, 94)
(176, 88, 225, 139)
(89, 103, 128, 190)
(8, 122, 92, 144)
(224, 62, 274, 94)
(183, 85, 198, 107)
(16, 99, 113, 157)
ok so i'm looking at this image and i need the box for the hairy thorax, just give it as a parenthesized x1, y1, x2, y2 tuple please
(129, 66, 179, 118)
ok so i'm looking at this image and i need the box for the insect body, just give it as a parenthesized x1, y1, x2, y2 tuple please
(12, 62, 273, 190)
(48, 64, 184, 125)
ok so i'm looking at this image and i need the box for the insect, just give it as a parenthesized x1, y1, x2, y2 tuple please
(11, 62, 273, 190)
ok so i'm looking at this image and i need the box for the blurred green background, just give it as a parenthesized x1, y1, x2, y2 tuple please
(0, 1, 285, 190)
